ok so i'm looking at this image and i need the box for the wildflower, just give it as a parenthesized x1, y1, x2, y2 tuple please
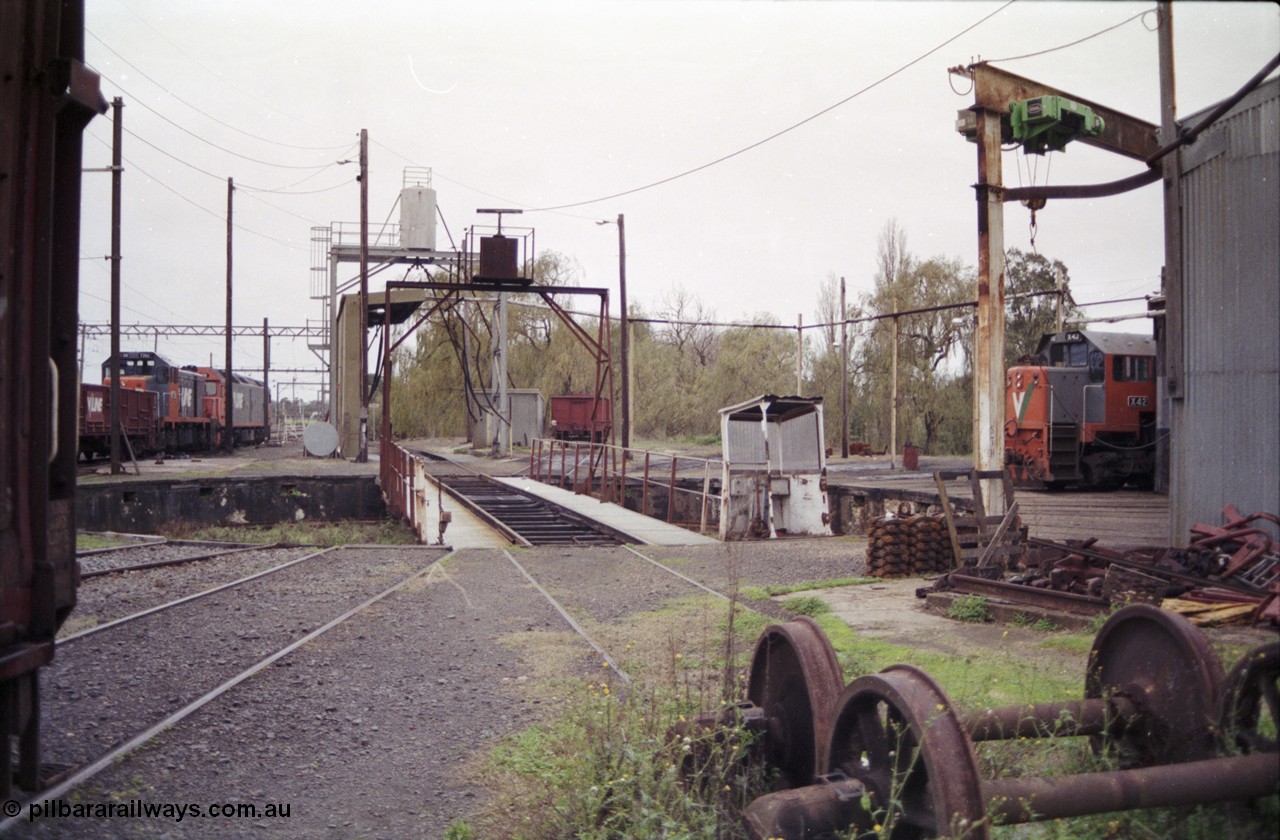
(602, 686, 610, 696)
(675, 653, 683, 661)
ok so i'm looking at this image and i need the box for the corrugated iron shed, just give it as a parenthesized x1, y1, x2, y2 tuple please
(1170, 76, 1279, 541)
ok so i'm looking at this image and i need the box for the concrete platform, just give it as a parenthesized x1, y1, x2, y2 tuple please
(492, 477, 719, 546)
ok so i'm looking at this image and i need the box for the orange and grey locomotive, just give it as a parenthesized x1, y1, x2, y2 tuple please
(1005, 330, 1156, 489)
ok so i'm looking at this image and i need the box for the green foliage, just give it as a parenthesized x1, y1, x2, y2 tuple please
(443, 820, 474, 840)
(781, 595, 830, 617)
(850, 221, 976, 455)
(946, 594, 992, 623)
(476, 598, 773, 840)
(1004, 248, 1082, 366)
(741, 577, 878, 601)
(76, 532, 138, 550)
(383, 232, 1083, 453)
(159, 518, 417, 546)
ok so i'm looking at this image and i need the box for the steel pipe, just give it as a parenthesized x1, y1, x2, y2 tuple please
(963, 696, 1137, 742)
(985, 752, 1280, 824)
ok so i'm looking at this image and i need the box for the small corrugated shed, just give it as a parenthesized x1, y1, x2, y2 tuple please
(1170, 76, 1279, 541)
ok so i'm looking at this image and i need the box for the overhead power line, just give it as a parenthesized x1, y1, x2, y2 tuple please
(85, 133, 304, 250)
(86, 30, 354, 153)
(984, 7, 1155, 64)
(95, 1, 346, 139)
(89, 63, 348, 171)
(526, 0, 1018, 212)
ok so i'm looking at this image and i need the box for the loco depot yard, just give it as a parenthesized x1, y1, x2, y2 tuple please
(3, 2, 1277, 838)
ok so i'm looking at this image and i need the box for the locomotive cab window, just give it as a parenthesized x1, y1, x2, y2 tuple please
(205, 382, 219, 396)
(1113, 355, 1153, 382)
(1050, 341, 1088, 367)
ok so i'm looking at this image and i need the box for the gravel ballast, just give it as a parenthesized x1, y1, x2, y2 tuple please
(15, 538, 869, 838)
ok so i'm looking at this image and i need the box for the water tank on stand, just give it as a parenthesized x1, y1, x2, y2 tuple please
(399, 167, 437, 249)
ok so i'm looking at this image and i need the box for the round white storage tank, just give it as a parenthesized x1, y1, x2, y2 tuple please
(400, 168, 437, 249)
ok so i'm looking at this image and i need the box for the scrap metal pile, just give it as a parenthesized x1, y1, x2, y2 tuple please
(935, 503, 1280, 628)
(681, 613, 1278, 839)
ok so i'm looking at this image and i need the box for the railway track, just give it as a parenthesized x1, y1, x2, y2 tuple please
(29, 546, 449, 805)
(7, 547, 456, 833)
(10, 523, 837, 835)
(60, 545, 331, 644)
(435, 474, 625, 546)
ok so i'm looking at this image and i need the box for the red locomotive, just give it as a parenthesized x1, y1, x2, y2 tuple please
(1005, 330, 1156, 489)
(83, 351, 270, 457)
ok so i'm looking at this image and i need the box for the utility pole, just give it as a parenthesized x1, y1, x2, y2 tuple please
(263, 317, 270, 444)
(357, 128, 369, 463)
(890, 312, 899, 469)
(1054, 265, 1066, 333)
(225, 177, 234, 454)
(840, 277, 849, 459)
(109, 97, 123, 474)
(492, 293, 509, 456)
(617, 213, 630, 449)
(1156, 0, 1179, 498)
(796, 313, 803, 394)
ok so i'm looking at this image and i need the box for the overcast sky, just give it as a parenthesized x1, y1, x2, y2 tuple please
(77, 0, 1279, 398)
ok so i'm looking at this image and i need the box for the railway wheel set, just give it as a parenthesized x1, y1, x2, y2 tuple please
(683, 607, 1278, 839)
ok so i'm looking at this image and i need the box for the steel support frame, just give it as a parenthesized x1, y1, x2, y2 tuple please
(962, 64, 1159, 515)
(378, 281, 616, 495)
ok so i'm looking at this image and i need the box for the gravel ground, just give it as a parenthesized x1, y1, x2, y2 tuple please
(77, 541, 260, 576)
(64, 546, 320, 638)
(13, 537, 874, 839)
(39, 548, 441, 776)
(15, 549, 594, 839)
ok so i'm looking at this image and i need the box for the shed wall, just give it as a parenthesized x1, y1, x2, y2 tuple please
(1171, 78, 1279, 541)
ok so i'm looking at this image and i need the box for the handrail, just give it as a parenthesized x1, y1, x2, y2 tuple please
(527, 437, 722, 535)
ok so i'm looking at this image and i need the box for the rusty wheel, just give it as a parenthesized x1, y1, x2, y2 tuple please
(1219, 642, 1280, 755)
(745, 617, 845, 789)
(826, 665, 987, 840)
(1085, 603, 1225, 766)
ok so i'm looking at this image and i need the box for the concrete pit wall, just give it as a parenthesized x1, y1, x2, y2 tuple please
(77, 476, 386, 533)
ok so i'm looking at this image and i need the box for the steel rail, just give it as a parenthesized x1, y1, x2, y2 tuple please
(2, 549, 455, 832)
(621, 545, 730, 602)
(500, 548, 632, 685)
(59, 547, 337, 645)
(79, 543, 281, 579)
(74, 536, 169, 556)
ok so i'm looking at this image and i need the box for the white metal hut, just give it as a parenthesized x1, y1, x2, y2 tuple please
(718, 395, 831, 540)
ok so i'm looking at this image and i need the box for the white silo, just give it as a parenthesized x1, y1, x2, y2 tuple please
(399, 167, 437, 249)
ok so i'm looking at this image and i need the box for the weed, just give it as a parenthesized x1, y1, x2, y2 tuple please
(157, 518, 417, 546)
(946, 594, 992, 623)
(76, 532, 139, 551)
(1031, 617, 1060, 633)
(742, 577, 879, 602)
(1009, 612, 1032, 628)
(781, 595, 830, 617)
(443, 820, 474, 840)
